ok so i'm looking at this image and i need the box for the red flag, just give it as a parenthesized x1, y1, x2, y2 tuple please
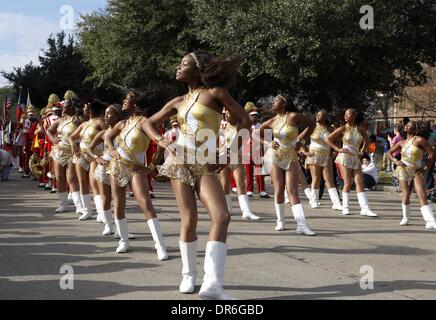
(16, 88, 25, 121)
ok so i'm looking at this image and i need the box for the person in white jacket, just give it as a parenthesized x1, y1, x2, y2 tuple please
(361, 154, 378, 190)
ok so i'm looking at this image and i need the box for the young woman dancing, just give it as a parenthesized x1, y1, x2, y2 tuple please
(144, 50, 251, 300)
(47, 98, 84, 214)
(388, 121, 435, 229)
(326, 108, 377, 217)
(303, 110, 342, 210)
(87, 104, 125, 235)
(258, 95, 316, 235)
(106, 92, 168, 260)
(220, 109, 260, 220)
(69, 100, 106, 221)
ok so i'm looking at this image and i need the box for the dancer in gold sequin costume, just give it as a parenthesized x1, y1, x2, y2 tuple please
(105, 91, 168, 260)
(259, 95, 316, 235)
(388, 121, 436, 229)
(219, 109, 260, 220)
(47, 98, 84, 214)
(326, 108, 378, 217)
(302, 110, 343, 211)
(87, 104, 126, 236)
(144, 51, 251, 300)
(69, 100, 106, 221)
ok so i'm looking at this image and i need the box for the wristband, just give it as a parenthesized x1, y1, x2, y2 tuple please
(155, 135, 164, 143)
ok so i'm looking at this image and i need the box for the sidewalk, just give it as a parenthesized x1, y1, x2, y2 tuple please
(1, 171, 436, 300)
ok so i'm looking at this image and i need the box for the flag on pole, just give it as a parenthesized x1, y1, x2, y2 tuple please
(16, 87, 25, 121)
(26, 89, 31, 108)
(1, 96, 12, 147)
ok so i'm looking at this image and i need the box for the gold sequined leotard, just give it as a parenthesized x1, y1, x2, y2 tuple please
(160, 88, 222, 187)
(271, 113, 299, 171)
(51, 117, 77, 167)
(107, 116, 151, 187)
(305, 124, 331, 167)
(73, 119, 101, 171)
(335, 125, 363, 170)
(220, 121, 244, 171)
(93, 128, 112, 186)
(393, 136, 424, 184)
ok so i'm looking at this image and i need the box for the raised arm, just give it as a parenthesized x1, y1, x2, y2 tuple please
(256, 117, 276, 148)
(143, 97, 181, 152)
(212, 88, 251, 132)
(295, 113, 315, 143)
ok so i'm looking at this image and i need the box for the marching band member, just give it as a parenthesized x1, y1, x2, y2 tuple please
(258, 95, 316, 235)
(220, 109, 260, 220)
(326, 108, 378, 217)
(388, 121, 436, 229)
(47, 97, 84, 214)
(302, 110, 342, 211)
(144, 50, 250, 299)
(106, 91, 168, 260)
(245, 107, 270, 199)
(43, 95, 63, 193)
(87, 104, 126, 236)
(69, 100, 106, 221)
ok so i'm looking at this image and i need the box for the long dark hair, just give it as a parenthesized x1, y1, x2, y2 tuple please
(276, 94, 297, 113)
(127, 88, 176, 117)
(89, 99, 107, 117)
(410, 121, 432, 140)
(191, 50, 241, 88)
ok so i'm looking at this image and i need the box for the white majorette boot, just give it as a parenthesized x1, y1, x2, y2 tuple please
(225, 195, 232, 215)
(68, 191, 74, 205)
(310, 189, 320, 209)
(198, 241, 235, 300)
(357, 192, 378, 217)
(179, 240, 197, 294)
(292, 203, 316, 236)
(274, 203, 285, 231)
(284, 192, 290, 204)
(94, 195, 104, 224)
(420, 205, 436, 230)
(55, 192, 69, 213)
(102, 210, 114, 235)
(114, 218, 130, 253)
(328, 188, 343, 211)
(239, 195, 260, 220)
(114, 223, 136, 239)
(304, 187, 312, 202)
(71, 191, 84, 215)
(78, 194, 94, 220)
(342, 192, 350, 215)
(400, 204, 410, 226)
(147, 218, 168, 260)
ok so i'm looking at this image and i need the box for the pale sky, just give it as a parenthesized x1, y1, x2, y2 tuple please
(0, 0, 107, 86)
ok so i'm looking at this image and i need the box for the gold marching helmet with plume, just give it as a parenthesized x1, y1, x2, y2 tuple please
(64, 90, 78, 101)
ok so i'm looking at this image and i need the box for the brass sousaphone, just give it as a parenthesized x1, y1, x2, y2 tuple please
(29, 154, 47, 179)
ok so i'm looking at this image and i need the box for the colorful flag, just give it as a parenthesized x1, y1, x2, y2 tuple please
(16, 88, 25, 121)
(26, 89, 31, 108)
(1, 96, 11, 127)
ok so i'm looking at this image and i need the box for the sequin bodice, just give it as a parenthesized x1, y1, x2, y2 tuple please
(273, 114, 298, 148)
(58, 117, 77, 147)
(401, 137, 423, 168)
